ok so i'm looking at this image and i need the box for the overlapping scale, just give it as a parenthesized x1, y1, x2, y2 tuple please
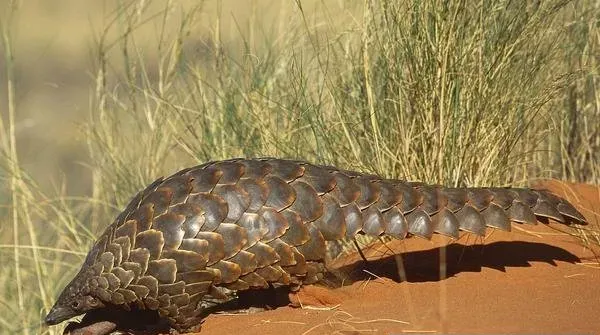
(354, 176, 381, 209)
(188, 167, 222, 193)
(264, 176, 296, 210)
(287, 181, 323, 222)
(312, 194, 346, 240)
(212, 185, 250, 223)
(454, 205, 487, 236)
(431, 208, 460, 239)
(297, 164, 337, 195)
(406, 209, 434, 238)
(238, 178, 269, 212)
(266, 159, 304, 181)
(508, 200, 538, 224)
(361, 206, 385, 236)
(210, 160, 245, 185)
(481, 203, 511, 231)
(240, 159, 272, 179)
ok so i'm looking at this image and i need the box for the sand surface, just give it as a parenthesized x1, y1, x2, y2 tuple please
(186, 180, 600, 335)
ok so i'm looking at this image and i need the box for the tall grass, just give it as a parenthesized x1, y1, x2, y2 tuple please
(0, 0, 599, 333)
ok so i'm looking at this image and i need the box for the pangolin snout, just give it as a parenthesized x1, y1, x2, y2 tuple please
(44, 305, 75, 326)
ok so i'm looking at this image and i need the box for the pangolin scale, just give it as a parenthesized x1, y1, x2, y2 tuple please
(45, 158, 587, 333)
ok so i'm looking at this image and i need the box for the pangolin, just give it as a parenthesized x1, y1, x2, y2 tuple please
(44, 158, 587, 334)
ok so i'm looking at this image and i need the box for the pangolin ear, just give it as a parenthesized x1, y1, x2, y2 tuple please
(86, 295, 105, 309)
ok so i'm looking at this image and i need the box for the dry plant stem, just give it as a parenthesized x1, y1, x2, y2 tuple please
(352, 238, 369, 263)
(1, 6, 29, 335)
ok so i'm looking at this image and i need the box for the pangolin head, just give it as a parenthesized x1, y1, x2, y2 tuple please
(44, 266, 106, 325)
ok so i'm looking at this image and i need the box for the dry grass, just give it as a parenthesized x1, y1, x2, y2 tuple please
(0, 0, 599, 333)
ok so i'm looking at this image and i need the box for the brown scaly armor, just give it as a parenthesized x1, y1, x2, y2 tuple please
(44, 158, 587, 333)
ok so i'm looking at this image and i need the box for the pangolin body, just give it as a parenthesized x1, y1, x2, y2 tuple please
(45, 158, 587, 332)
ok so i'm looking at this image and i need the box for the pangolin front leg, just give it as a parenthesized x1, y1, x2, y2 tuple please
(44, 158, 587, 334)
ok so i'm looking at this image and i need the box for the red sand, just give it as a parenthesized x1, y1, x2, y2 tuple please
(191, 181, 600, 335)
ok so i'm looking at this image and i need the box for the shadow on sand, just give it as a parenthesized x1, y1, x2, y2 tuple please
(332, 240, 582, 284)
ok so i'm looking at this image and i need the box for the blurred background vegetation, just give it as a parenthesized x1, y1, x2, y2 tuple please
(0, 0, 598, 333)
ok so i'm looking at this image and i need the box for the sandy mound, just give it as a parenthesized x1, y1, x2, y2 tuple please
(192, 181, 599, 335)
